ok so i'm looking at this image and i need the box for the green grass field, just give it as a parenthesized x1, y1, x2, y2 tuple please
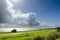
(0, 29, 60, 40)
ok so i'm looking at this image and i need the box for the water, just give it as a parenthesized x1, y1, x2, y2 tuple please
(0, 26, 53, 32)
(0, 28, 40, 32)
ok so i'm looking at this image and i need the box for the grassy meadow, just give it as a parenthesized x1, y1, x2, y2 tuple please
(0, 28, 60, 40)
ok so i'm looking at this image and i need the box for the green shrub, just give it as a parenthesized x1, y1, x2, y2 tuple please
(33, 36, 44, 40)
(56, 27, 60, 32)
(46, 32, 60, 40)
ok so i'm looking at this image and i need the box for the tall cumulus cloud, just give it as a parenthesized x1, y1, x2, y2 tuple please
(0, 0, 40, 28)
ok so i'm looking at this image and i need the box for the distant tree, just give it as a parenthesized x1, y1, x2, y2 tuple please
(56, 27, 60, 32)
(11, 29, 17, 33)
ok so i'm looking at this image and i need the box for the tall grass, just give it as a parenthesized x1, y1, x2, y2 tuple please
(0, 29, 60, 40)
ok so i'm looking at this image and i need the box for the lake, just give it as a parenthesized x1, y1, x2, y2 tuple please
(0, 27, 40, 32)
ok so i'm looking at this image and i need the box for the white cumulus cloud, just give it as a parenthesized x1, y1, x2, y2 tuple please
(0, 0, 40, 28)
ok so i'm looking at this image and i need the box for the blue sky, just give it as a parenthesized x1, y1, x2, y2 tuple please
(13, 0, 60, 26)
(0, 0, 60, 28)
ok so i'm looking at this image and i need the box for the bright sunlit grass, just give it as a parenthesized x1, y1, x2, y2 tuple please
(0, 29, 60, 40)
